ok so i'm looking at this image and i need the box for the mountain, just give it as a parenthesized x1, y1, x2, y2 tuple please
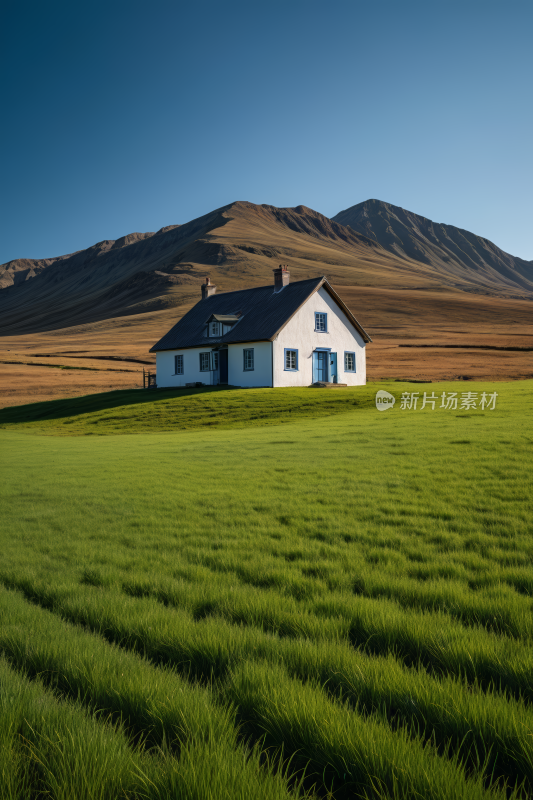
(0, 202, 441, 335)
(332, 199, 533, 295)
(1, 200, 532, 337)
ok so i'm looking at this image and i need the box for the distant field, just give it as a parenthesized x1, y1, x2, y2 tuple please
(1, 381, 532, 799)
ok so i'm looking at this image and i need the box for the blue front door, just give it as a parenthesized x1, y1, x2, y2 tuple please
(329, 353, 337, 383)
(313, 351, 328, 382)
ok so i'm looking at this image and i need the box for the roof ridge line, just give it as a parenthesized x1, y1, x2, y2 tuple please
(202, 275, 324, 300)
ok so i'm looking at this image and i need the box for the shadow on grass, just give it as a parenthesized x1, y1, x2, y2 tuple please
(0, 385, 241, 425)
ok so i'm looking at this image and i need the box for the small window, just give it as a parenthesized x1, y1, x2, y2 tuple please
(243, 348, 254, 371)
(199, 352, 211, 371)
(174, 354, 184, 375)
(284, 348, 298, 371)
(344, 351, 356, 372)
(315, 312, 327, 332)
(212, 351, 219, 371)
(210, 321, 221, 337)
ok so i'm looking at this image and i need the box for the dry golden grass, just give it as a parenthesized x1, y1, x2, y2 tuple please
(0, 307, 168, 408)
(0, 363, 141, 409)
(341, 286, 533, 382)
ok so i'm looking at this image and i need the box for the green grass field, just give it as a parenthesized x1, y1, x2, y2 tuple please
(1, 380, 532, 799)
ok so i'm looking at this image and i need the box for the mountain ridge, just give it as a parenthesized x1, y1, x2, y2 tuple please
(1, 199, 532, 336)
(332, 199, 533, 293)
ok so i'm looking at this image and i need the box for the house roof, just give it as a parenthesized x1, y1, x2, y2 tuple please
(150, 276, 372, 352)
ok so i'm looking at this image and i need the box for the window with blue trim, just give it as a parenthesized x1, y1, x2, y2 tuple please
(199, 352, 211, 371)
(315, 312, 327, 332)
(174, 354, 184, 374)
(212, 351, 219, 371)
(284, 349, 298, 370)
(344, 351, 356, 372)
(243, 348, 254, 371)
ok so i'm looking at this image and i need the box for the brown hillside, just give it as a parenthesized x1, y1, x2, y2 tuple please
(333, 199, 533, 295)
(5, 200, 531, 337)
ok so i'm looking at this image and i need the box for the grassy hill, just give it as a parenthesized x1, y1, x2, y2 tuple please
(0, 379, 524, 436)
(0, 381, 532, 798)
(0, 383, 379, 435)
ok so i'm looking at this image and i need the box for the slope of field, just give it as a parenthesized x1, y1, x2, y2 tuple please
(1, 382, 532, 798)
(0, 379, 526, 436)
(0, 383, 377, 435)
(333, 199, 533, 295)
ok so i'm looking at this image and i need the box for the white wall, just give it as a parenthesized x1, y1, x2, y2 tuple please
(228, 341, 272, 387)
(156, 347, 218, 388)
(156, 342, 274, 388)
(273, 286, 366, 387)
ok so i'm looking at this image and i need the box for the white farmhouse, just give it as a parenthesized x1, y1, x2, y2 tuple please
(150, 266, 371, 388)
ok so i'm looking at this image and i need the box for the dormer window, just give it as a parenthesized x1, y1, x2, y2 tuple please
(206, 313, 242, 338)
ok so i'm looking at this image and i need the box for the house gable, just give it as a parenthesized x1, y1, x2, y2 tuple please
(272, 286, 367, 387)
(266, 278, 371, 345)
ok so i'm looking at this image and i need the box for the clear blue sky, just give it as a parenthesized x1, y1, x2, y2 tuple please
(2, 0, 532, 264)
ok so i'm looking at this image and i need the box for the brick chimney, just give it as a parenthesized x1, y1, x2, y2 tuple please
(273, 264, 290, 292)
(201, 276, 217, 300)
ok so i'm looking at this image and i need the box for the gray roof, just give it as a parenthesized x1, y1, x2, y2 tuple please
(150, 276, 372, 352)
